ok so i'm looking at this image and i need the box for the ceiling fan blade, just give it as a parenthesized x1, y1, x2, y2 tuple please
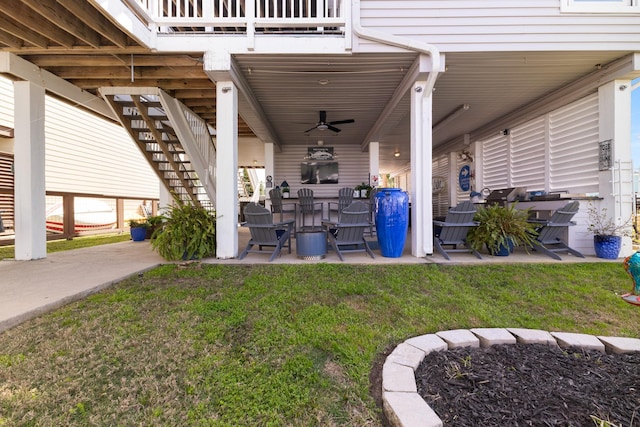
(327, 125, 342, 133)
(319, 110, 327, 123)
(328, 119, 354, 125)
(304, 125, 318, 133)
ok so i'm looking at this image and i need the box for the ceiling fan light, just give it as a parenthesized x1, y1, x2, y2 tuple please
(317, 124, 328, 130)
(394, 150, 400, 157)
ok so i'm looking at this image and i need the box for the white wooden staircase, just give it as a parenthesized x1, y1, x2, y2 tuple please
(99, 87, 216, 211)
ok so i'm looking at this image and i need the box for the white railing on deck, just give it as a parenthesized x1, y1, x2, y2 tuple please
(128, 0, 345, 33)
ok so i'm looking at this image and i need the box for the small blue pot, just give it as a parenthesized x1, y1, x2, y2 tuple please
(489, 239, 514, 256)
(130, 227, 147, 242)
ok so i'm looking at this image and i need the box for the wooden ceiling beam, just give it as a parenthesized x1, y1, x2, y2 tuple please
(23, 0, 104, 49)
(49, 66, 210, 80)
(56, 0, 129, 48)
(172, 89, 216, 98)
(0, 0, 77, 48)
(70, 79, 217, 90)
(0, 28, 24, 49)
(23, 54, 203, 67)
(0, 15, 51, 48)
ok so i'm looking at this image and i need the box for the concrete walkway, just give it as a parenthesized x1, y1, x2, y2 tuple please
(0, 241, 163, 333)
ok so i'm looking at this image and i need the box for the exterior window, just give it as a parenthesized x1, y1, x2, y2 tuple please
(561, 0, 640, 13)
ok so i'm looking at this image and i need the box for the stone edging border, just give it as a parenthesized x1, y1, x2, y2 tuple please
(381, 328, 640, 427)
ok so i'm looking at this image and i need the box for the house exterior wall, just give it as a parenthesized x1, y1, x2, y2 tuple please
(0, 77, 159, 199)
(358, 0, 640, 52)
(273, 143, 372, 197)
(433, 92, 613, 256)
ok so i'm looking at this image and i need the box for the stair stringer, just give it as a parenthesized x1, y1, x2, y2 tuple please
(158, 90, 217, 208)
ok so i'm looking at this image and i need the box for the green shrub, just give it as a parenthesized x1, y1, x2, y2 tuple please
(150, 197, 216, 261)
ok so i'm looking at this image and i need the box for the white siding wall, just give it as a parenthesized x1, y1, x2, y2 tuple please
(273, 144, 370, 197)
(0, 76, 159, 199)
(358, 0, 640, 52)
(432, 155, 449, 216)
(481, 93, 599, 195)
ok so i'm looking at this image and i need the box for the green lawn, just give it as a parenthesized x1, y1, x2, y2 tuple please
(0, 233, 131, 260)
(0, 262, 638, 426)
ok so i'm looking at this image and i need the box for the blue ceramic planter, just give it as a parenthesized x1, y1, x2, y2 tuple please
(130, 227, 147, 242)
(594, 235, 621, 259)
(375, 188, 409, 258)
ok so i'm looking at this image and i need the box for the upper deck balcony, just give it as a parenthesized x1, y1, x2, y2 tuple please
(127, 0, 348, 40)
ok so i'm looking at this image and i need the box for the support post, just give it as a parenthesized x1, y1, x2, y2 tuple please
(14, 81, 46, 260)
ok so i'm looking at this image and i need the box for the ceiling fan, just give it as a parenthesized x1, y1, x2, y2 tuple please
(304, 110, 354, 134)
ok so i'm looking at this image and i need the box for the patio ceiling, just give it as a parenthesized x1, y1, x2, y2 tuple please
(0, 1, 631, 173)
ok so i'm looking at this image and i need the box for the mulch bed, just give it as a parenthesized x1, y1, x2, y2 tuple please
(414, 343, 640, 426)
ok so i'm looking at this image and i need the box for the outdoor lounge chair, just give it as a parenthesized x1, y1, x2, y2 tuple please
(239, 203, 295, 262)
(528, 200, 584, 260)
(322, 201, 375, 261)
(433, 200, 482, 260)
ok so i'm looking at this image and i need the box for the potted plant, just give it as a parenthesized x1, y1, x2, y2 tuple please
(150, 196, 216, 261)
(466, 202, 539, 256)
(586, 203, 632, 259)
(128, 219, 149, 242)
(280, 179, 291, 198)
(355, 182, 372, 199)
(145, 215, 164, 239)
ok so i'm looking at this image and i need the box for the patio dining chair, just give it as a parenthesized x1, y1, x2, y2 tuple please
(322, 201, 375, 261)
(297, 188, 323, 231)
(328, 187, 355, 221)
(239, 202, 294, 262)
(433, 200, 482, 260)
(269, 188, 297, 235)
(527, 200, 584, 260)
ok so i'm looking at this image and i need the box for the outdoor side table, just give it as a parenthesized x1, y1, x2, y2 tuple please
(296, 230, 327, 260)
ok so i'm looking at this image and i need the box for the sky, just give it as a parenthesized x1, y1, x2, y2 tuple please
(632, 78, 640, 169)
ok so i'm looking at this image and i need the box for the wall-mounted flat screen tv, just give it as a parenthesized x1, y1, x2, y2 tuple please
(301, 162, 338, 184)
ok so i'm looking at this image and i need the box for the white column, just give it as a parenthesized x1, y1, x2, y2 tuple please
(14, 81, 46, 260)
(215, 81, 239, 259)
(410, 80, 433, 257)
(158, 182, 172, 213)
(264, 142, 275, 210)
(368, 141, 379, 187)
(598, 80, 634, 257)
(448, 151, 457, 205)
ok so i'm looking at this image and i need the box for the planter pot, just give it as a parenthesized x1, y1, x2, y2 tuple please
(282, 192, 290, 199)
(594, 235, 622, 259)
(488, 239, 514, 256)
(360, 189, 368, 198)
(130, 227, 147, 242)
(375, 188, 409, 258)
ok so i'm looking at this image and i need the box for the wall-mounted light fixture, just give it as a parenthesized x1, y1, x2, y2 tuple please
(394, 150, 400, 157)
(433, 104, 470, 135)
(221, 86, 232, 93)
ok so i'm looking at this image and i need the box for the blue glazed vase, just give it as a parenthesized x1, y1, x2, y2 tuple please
(374, 188, 409, 258)
(130, 227, 147, 242)
(593, 235, 621, 259)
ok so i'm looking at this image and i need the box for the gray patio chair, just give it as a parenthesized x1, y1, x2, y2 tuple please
(433, 200, 482, 260)
(322, 201, 375, 261)
(297, 188, 323, 231)
(239, 202, 294, 262)
(269, 188, 297, 235)
(528, 200, 584, 260)
(328, 187, 355, 221)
